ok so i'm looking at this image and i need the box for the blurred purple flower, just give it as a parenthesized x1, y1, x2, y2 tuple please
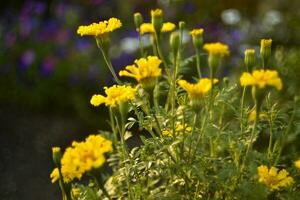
(19, 14, 33, 37)
(76, 39, 92, 52)
(38, 20, 60, 41)
(34, 2, 46, 15)
(18, 49, 36, 70)
(41, 56, 56, 76)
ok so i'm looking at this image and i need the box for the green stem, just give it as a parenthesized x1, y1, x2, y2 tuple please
(154, 32, 168, 68)
(196, 48, 202, 78)
(187, 113, 199, 163)
(274, 100, 297, 165)
(100, 48, 122, 84)
(209, 66, 215, 120)
(240, 102, 258, 172)
(240, 87, 246, 132)
(109, 108, 118, 144)
(138, 33, 145, 57)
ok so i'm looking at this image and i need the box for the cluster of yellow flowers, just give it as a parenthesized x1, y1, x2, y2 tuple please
(257, 165, 294, 190)
(119, 56, 162, 83)
(240, 69, 283, 90)
(178, 78, 219, 100)
(162, 123, 192, 136)
(90, 85, 136, 107)
(77, 18, 122, 37)
(51, 135, 112, 183)
(203, 42, 230, 57)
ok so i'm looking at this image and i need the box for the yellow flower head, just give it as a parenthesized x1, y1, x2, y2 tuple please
(178, 78, 219, 100)
(257, 165, 294, 191)
(240, 70, 283, 90)
(261, 39, 272, 49)
(139, 22, 176, 35)
(294, 159, 300, 170)
(50, 168, 60, 184)
(90, 85, 136, 107)
(203, 42, 230, 57)
(119, 56, 162, 83)
(162, 123, 192, 137)
(151, 9, 163, 18)
(77, 18, 122, 37)
(60, 135, 113, 183)
(190, 29, 204, 37)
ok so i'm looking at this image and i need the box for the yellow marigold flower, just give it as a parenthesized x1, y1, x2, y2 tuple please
(139, 22, 175, 35)
(178, 78, 219, 99)
(50, 168, 60, 184)
(261, 39, 272, 49)
(90, 85, 136, 107)
(60, 135, 113, 183)
(257, 165, 294, 191)
(77, 18, 122, 37)
(294, 159, 300, 170)
(162, 123, 192, 136)
(161, 22, 176, 32)
(203, 42, 230, 57)
(119, 56, 162, 83)
(190, 28, 204, 37)
(240, 70, 283, 90)
(151, 9, 163, 17)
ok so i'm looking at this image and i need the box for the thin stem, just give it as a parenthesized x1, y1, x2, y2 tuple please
(274, 100, 297, 165)
(154, 32, 168, 68)
(195, 48, 202, 78)
(240, 87, 247, 133)
(240, 101, 258, 172)
(100, 48, 122, 84)
(209, 66, 215, 120)
(138, 33, 145, 57)
(187, 113, 199, 163)
(267, 98, 274, 162)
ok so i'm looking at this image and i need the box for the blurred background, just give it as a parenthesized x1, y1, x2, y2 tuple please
(0, 0, 299, 199)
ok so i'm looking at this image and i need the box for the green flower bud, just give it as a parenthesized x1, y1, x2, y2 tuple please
(179, 21, 186, 32)
(134, 12, 143, 31)
(151, 9, 163, 34)
(170, 32, 180, 56)
(260, 39, 272, 68)
(52, 147, 62, 167)
(244, 49, 255, 71)
(190, 29, 204, 50)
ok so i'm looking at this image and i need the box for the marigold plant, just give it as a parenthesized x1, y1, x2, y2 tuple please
(50, 8, 300, 200)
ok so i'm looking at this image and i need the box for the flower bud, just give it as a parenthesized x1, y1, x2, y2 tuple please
(260, 39, 272, 67)
(151, 9, 163, 34)
(190, 29, 204, 50)
(244, 49, 255, 71)
(170, 32, 180, 56)
(134, 12, 143, 31)
(52, 147, 62, 167)
(179, 21, 185, 32)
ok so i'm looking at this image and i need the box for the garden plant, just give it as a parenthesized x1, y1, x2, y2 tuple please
(50, 8, 300, 200)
